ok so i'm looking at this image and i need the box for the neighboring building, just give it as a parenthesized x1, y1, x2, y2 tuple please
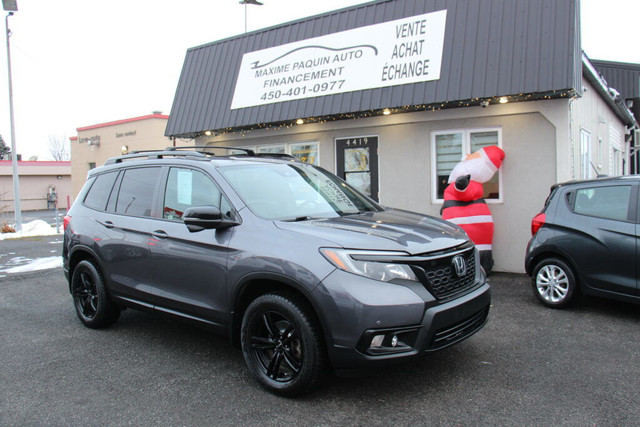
(165, 0, 638, 273)
(592, 59, 640, 172)
(70, 113, 171, 198)
(0, 161, 71, 212)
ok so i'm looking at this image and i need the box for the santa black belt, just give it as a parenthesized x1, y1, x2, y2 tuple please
(440, 198, 487, 215)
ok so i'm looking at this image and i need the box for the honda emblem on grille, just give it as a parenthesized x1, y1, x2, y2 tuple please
(452, 255, 467, 277)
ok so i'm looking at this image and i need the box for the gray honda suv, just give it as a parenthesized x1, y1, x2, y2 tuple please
(63, 147, 491, 396)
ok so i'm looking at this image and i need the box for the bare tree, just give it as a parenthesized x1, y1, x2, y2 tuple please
(48, 134, 70, 161)
(0, 134, 10, 160)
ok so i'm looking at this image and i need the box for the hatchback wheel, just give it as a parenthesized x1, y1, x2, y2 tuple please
(532, 258, 576, 308)
(72, 260, 120, 328)
(241, 293, 325, 396)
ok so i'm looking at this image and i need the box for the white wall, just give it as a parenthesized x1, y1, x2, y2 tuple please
(198, 99, 574, 273)
(571, 79, 628, 179)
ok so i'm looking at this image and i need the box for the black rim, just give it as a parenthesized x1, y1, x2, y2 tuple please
(74, 270, 98, 319)
(249, 311, 303, 383)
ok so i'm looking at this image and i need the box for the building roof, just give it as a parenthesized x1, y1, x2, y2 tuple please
(166, 0, 582, 138)
(591, 59, 640, 100)
(77, 114, 168, 132)
(583, 55, 638, 128)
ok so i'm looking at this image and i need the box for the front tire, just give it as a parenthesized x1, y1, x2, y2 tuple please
(532, 257, 577, 309)
(241, 293, 325, 396)
(71, 260, 120, 328)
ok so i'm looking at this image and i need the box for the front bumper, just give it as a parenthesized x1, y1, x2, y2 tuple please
(314, 269, 491, 371)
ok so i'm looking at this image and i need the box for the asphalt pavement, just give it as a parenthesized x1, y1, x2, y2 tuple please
(1, 236, 639, 425)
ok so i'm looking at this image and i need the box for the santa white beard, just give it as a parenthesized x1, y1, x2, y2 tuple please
(448, 155, 497, 184)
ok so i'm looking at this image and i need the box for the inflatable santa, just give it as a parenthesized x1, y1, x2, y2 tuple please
(441, 145, 505, 273)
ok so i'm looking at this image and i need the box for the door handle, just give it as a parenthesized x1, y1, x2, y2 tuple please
(152, 230, 168, 239)
(97, 220, 114, 229)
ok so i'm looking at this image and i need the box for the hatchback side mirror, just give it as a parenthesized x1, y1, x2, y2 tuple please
(183, 206, 238, 232)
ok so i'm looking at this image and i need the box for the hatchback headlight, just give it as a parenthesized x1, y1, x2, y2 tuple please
(320, 248, 418, 282)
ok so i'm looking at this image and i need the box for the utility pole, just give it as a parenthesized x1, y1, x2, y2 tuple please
(239, 0, 263, 33)
(3, 0, 21, 232)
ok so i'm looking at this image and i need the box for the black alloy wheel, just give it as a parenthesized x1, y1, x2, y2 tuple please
(75, 269, 98, 319)
(71, 260, 120, 328)
(241, 293, 325, 396)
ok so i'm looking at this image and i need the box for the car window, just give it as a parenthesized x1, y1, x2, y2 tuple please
(219, 162, 381, 220)
(115, 167, 161, 217)
(573, 185, 631, 221)
(83, 172, 118, 211)
(163, 167, 228, 221)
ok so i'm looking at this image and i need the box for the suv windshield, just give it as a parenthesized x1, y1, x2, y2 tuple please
(219, 162, 381, 220)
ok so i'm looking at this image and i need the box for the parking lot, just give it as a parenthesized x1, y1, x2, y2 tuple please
(1, 235, 639, 425)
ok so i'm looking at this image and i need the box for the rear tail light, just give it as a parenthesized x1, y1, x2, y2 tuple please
(63, 215, 71, 232)
(531, 213, 546, 236)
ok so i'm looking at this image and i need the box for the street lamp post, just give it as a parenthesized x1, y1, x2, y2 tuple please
(4, 4, 21, 232)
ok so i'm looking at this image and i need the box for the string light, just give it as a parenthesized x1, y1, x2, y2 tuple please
(186, 89, 575, 138)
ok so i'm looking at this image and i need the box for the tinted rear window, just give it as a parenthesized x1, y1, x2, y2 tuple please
(115, 167, 161, 217)
(84, 172, 118, 211)
(573, 185, 631, 221)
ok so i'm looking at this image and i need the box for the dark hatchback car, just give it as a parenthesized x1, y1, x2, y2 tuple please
(63, 147, 491, 395)
(526, 176, 640, 308)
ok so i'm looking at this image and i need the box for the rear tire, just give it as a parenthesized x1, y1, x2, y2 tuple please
(241, 293, 325, 396)
(71, 260, 120, 328)
(532, 257, 577, 309)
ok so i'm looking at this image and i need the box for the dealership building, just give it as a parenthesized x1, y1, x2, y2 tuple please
(164, 0, 638, 273)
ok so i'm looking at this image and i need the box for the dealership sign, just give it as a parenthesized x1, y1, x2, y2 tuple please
(230, 10, 447, 110)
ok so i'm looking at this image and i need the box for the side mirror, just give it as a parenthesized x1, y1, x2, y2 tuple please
(183, 206, 238, 232)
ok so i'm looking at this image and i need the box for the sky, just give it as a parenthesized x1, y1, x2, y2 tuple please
(0, 0, 638, 161)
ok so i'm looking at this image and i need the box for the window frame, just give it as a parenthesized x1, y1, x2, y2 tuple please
(113, 166, 163, 218)
(158, 165, 237, 224)
(430, 127, 503, 204)
(82, 171, 118, 212)
(580, 128, 592, 179)
(233, 140, 320, 165)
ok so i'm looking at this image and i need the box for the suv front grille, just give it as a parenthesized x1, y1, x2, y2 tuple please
(411, 248, 477, 300)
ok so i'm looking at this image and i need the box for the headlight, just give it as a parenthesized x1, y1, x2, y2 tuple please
(320, 248, 418, 282)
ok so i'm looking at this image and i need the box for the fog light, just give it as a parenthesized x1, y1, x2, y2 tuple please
(370, 334, 385, 348)
(391, 335, 398, 347)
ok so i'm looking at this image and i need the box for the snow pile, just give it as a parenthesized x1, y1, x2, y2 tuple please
(0, 220, 61, 240)
(0, 256, 63, 273)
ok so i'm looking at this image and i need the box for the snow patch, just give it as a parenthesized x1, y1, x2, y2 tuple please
(0, 256, 63, 273)
(0, 220, 61, 240)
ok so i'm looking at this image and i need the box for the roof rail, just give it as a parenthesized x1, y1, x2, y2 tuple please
(104, 150, 207, 165)
(103, 145, 298, 165)
(165, 145, 256, 156)
(253, 153, 296, 160)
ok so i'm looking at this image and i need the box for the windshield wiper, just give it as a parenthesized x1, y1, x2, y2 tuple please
(283, 216, 315, 222)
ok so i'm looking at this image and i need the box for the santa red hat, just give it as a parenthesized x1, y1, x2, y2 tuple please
(482, 146, 505, 170)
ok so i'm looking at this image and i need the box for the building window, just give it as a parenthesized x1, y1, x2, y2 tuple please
(431, 128, 502, 202)
(597, 137, 603, 169)
(580, 129, 591, 179)
(611, 148, 622, 176)
(289, 142, 319, 165)
(233, 142, 319, 165)
(257, 144, 286, 154)
(609, 124, 623, 176)
(88, 162, 96, 170)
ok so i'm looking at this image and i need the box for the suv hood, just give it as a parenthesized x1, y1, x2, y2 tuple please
(275, 209, 469, 254)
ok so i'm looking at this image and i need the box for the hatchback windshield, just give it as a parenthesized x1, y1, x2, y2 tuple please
(219, 162, 381, 220)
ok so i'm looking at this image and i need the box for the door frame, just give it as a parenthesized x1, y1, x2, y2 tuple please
(334, 135, 380, 202)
